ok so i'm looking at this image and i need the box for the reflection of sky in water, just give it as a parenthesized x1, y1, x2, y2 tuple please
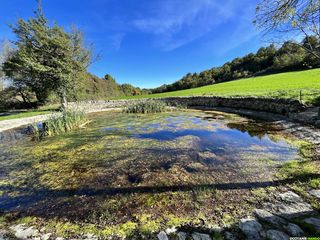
(127, 114, 299, 162)
(136, 128, 297, 161)
(96, 111, 299, 162)
(0, 110, 301, 216)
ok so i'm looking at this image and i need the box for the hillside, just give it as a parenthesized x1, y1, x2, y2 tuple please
(124, 68, 320, 104)
(72, 73, 149, 101)
(151, 40, 320, 94)
(0, 72, 148, 111)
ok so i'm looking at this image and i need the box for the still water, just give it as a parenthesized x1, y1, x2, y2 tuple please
(0, 110, 302, 231)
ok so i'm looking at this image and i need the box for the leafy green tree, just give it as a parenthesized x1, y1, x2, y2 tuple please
(3, 1, 92, 108)
(0, 39, 12, 91)
(273, 41, 306, 70)
(255, 0, 320, 59)
(104, 74, 116, 83)
(120, 83, 144, 96)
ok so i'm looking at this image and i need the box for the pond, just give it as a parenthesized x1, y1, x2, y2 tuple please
(0, 109, 304, 237)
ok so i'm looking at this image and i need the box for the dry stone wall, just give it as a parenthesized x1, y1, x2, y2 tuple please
(67, 96, 305, 115)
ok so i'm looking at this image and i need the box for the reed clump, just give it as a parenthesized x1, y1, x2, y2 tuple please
(124, 100, 168, 114)
(32, 109, 87, 139)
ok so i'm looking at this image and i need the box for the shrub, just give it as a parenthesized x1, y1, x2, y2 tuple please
(124, 100, 167, 114)
(31, 109, 87, 139)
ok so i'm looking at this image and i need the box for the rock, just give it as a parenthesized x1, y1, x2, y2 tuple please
(177, 232, 188, 240)
(239, 218, 265, 240)
(286, 223, 304, 237)
(302, 217, 320, 233)
(315, 120, 320, 128)
(191, 232, 212, 240)
(157, 231, 169, 240)
(254, 209, 287, 228)
(165, 226, 177, 234)
(0, 230, 9, 240)
(82, 233, 98, 240)
(265, 191, 314, 219)
(10, 224, 39, 239)
(309, 189, 320, 199)
(208, 225, 222, 233)
(41, 233, 53, 240)
(224, 231, 237, 240)
(266, 230, 289, 240)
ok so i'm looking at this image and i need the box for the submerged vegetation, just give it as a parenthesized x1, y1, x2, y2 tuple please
(124, 100, 168, 114)
(0, 110, 315, 238)
(32, 109, 87, 139)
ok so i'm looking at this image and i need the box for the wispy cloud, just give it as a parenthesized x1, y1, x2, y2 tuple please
(108, 33, 126, 51)
(85, 12, 130, 51)
(213, 3, 260, 55)
(85, 0, 260, 53)
(132, 0, 247, 51)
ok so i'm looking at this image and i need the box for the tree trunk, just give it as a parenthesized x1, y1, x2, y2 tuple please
(35, 89, 49, 106)
(19, 88, 28, 106)
(60, 90, 68, 110)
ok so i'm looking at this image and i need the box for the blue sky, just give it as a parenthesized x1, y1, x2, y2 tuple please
(0, 0, 263, 88)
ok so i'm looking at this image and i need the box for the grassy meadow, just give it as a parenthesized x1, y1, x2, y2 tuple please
(121, 69, 320, 104)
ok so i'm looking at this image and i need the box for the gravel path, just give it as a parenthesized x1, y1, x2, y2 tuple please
(0, 114, 51, 133)
(0, 108, 122, 133)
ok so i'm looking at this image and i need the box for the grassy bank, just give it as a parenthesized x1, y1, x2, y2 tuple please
(0, 105, 59, 122)
(120, 69, 320, 104)
(32, 110, 87, 139)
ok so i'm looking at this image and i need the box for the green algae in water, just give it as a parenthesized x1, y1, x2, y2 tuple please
(0, 109, 308, 237)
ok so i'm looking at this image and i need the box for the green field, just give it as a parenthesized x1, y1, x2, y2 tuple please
(124, 69, 320, 104)
(0, 105, 59, 121)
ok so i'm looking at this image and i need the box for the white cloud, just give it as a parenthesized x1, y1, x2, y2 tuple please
(109, 33, 126, 51)
(132, 0, 246, 51)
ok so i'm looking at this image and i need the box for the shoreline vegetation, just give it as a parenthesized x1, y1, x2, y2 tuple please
(124, 100, 168, 114)
(31, 109, 87, 139)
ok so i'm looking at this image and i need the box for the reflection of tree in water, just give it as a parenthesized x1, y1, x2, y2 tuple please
(227, 120, 283, 139)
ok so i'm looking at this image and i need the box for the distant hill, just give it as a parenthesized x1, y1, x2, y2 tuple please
(70, 73, 150, 101)
(152, 37, 320, 94)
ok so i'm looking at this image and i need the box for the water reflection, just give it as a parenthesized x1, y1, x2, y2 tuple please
(131, 114, 299, 162)
(0, 110, 302, 223)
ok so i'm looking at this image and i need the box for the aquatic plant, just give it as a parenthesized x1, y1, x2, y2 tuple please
(124, 100, 168, 114)
(31, 109, 87, 139)
(3, 110, 315, 238)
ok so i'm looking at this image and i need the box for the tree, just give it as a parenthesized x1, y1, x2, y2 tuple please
(104, 74, 116, 83)
(254, 0, 320, 59)
(120, 83, 143, 96)
(3, 1, 92, 108)
(0, 40, 12, 91)
(273, 41, 307, 69)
